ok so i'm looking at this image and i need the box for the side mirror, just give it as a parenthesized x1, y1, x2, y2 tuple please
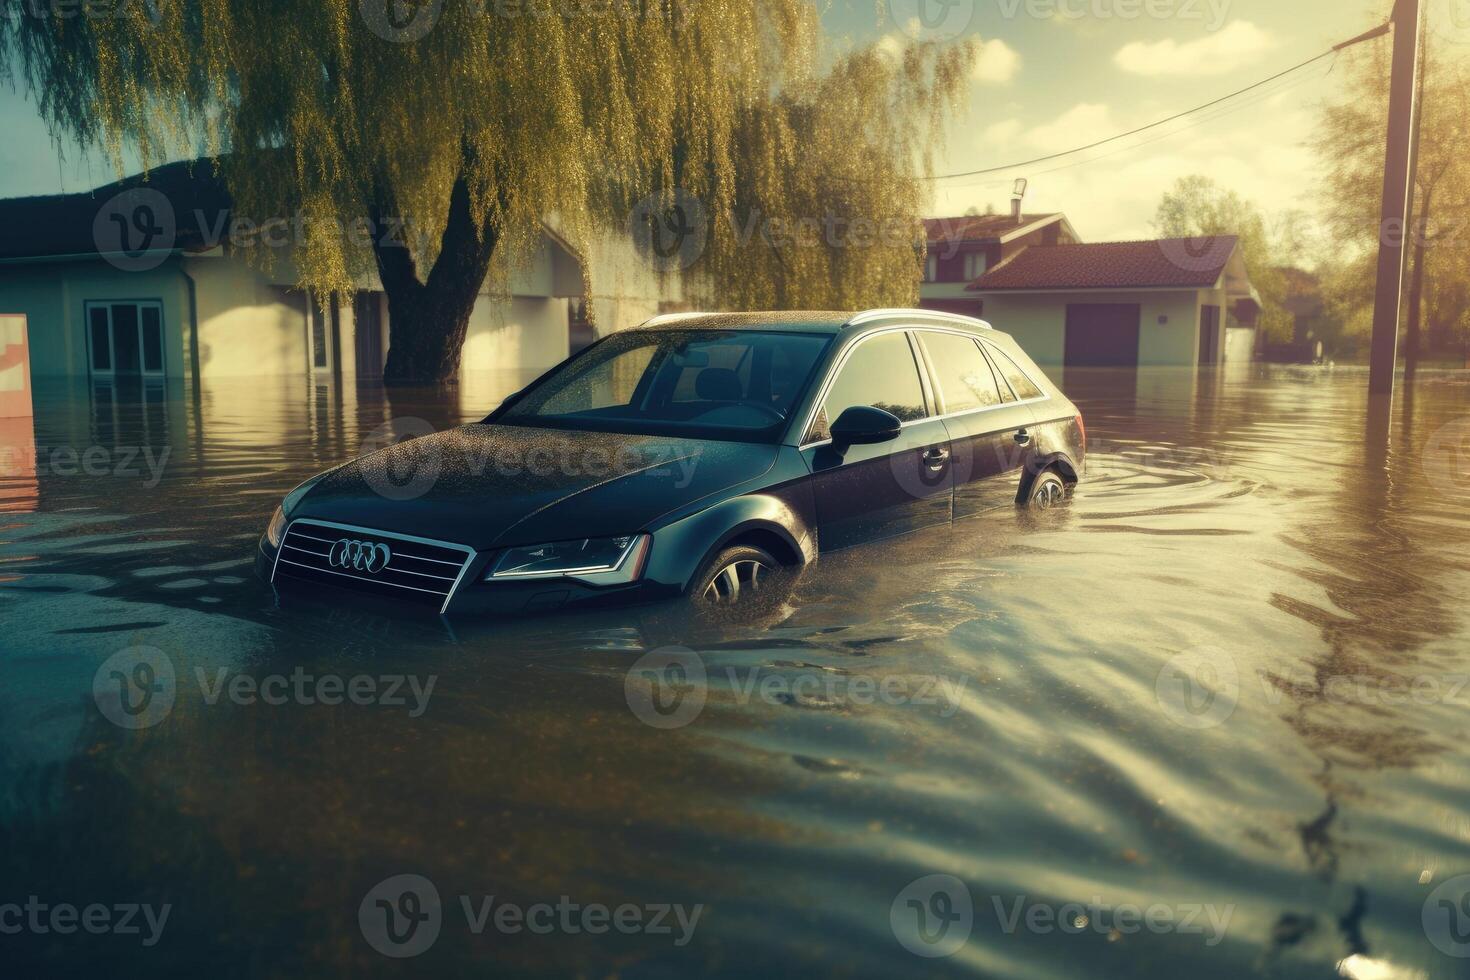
(829, 406, 902, 449)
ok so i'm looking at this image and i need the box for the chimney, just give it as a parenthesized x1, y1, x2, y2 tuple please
(1010, 178, 1028, 225)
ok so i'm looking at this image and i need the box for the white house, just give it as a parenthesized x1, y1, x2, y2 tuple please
(919, 209, 1081, 319)
(967, 235, 1259, 368)
(0, 160, 684, 387)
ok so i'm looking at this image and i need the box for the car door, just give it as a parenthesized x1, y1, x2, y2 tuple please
(800, 330, 953, 551)
(913, 330, 1040, 520)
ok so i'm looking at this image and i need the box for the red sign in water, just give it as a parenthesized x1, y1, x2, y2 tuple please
(0, 314, 31, 418)
(0, 314, 37, 513)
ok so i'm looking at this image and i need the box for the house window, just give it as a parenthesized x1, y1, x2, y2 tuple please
(925, 254, 938, 282)
(963, 252, 987, 281)
(307, 292, 328, 369)
(85, 301, 165, 377)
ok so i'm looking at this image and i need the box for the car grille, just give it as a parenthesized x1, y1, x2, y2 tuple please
(272, 519, 474, 612)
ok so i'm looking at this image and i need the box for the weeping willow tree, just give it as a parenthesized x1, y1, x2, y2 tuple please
(2, 1, 973, 383)
(703, 42, 971, 310)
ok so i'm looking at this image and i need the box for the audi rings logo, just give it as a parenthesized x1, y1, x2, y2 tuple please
(330, 539, 392, 574)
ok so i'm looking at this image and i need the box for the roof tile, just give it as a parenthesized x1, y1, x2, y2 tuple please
(969, 236, 1239, 291)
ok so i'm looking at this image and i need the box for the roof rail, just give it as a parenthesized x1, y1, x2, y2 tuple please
(845, 308, 993, 331)
(639, 311, 713, 328)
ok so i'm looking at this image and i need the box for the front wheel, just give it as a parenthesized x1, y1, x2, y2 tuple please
(692, 545, 781, 606)
(1024, 471, 1069, 510)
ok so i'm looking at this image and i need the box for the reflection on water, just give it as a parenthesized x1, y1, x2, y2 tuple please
(1, 366, 1468, 978)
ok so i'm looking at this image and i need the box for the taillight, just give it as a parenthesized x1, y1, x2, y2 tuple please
(1075, 413, 1086, 455)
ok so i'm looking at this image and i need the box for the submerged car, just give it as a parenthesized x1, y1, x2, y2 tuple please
(257, 309, 1085, 615)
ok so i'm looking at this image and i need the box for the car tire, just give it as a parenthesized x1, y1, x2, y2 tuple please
(1024, 470, 1069, 510)
(691, 544, 783, 606)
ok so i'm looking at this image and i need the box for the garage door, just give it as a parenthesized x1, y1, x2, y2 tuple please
(1065, 303, 1141, 367)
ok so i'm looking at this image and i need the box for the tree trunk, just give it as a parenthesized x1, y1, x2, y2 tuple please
(374, 168, 500, 386)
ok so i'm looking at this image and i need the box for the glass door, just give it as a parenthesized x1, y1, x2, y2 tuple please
(86, 301, 166, 378)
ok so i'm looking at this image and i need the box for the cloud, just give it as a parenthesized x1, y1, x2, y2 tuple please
(1114, 21, 1276, 77)
(973, 38, 1021, 85)
(932, 102, 1325, 244)
(1023, 103, 1117, 153)
(983, 119, 1024, 145)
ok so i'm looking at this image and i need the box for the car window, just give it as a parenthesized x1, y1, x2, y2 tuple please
(984, 343, 1045, 401)
(537, 345, 656, 414)
(500, 330, 831, 441)
(809, 332, 927, 441)
(918, 331, 1001, 414)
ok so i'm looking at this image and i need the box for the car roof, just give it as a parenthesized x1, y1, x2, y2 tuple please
(634, 309, 996, 337)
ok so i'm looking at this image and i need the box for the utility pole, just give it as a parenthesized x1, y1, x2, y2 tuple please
(1366, 0, 1423, 399)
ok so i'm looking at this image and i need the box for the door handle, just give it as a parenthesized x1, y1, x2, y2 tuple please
(1014, 429, 1032, 446)
(923, 447, 951, 469)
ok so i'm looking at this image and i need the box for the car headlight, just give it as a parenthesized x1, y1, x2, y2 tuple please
(486, 534, 650, 585)
(265, 505, 288, 550)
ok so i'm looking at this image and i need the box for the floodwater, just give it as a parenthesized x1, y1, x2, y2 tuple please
(2, 365, 1469, 979)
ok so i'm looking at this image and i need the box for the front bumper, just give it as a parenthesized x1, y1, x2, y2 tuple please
(257, 533, 680, 617)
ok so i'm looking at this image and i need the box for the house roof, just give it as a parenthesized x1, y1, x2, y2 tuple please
(925, 212, 1071, 246)
(0, 159, 232, 262)
(969, 236, 1240, 292)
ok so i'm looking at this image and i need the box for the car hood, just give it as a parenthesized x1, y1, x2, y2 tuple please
(289, 423, 777, 551)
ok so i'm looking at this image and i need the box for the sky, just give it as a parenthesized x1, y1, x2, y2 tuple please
(0, 0, 1451, 243)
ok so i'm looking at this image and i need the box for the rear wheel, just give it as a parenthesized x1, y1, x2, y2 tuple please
(692, 545, 780, 606)
(1025, 470, 1069, 510)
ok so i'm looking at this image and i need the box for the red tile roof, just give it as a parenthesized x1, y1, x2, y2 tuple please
(925, 213, 1062, 244)
(969, 236, 1240, 291)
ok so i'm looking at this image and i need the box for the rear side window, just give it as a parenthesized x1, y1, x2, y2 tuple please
(984, 344, 1045, 401)
(918, 331, 1001, 414)
(810, 332, 927, 441)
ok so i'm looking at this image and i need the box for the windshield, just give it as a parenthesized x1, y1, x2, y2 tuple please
(493, 330, 832, 441)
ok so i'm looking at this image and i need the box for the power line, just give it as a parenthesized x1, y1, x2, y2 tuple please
(938, 58, 1335, 191)
(924, 27, 1388, 183)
